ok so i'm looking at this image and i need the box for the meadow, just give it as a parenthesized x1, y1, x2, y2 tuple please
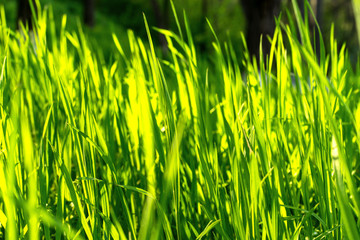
(1, 0, 360, 239)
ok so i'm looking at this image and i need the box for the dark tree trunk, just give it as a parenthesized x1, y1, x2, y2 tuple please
(150, 0, 170, 52)
(17, 0, 36, 29)
(240, 0, 281, 59)
(84, 0, 95, 27)
(316, 0, 323, 26)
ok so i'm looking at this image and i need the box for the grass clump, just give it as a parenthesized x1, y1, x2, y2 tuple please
(0, 0, 360, 239)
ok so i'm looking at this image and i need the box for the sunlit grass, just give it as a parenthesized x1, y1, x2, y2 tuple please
(0, 0, 360, 239)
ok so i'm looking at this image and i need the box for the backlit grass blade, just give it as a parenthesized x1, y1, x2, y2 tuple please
(48, 140, 93, 240)
(196, 219, 221, 240)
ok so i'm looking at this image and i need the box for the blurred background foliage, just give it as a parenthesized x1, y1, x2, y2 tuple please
(0, 0, 358, 62)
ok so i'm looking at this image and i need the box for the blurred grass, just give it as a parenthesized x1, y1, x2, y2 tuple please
(1, 0, 247, 60)
(0, 0, 360, 239)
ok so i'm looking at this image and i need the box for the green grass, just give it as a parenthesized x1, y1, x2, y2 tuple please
(1, 0, 130, 61)
(0, 0, 360, 239)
